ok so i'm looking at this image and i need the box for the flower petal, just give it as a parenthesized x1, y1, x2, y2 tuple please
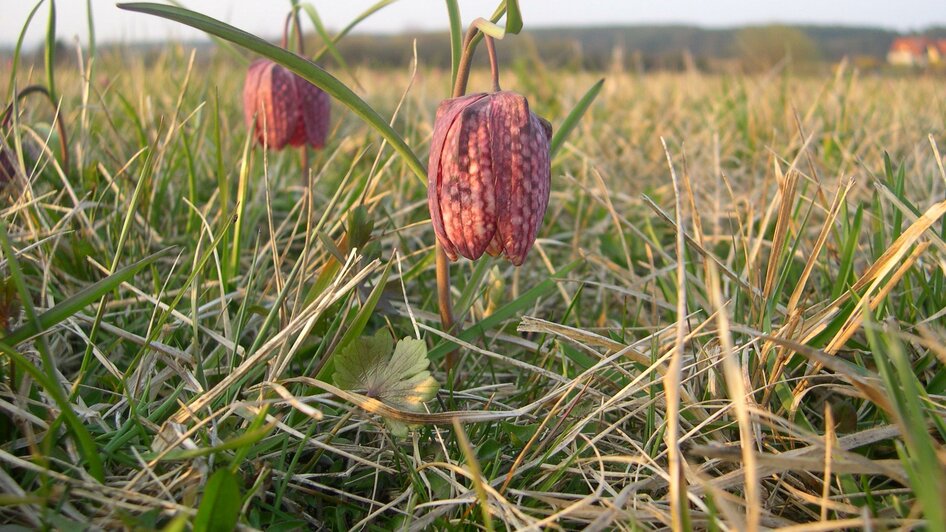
(489, 92, 551, 266)
(297, 76, 331, 148)
(427, 93, 487, 261)
(439, 97, 497, 260)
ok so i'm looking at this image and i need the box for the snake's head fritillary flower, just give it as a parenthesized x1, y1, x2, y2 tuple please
(428, 91, 552, 266)
(243, 59, 330, 150)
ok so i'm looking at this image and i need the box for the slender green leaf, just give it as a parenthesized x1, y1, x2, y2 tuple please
(150, 421, 275, 461)
(85, 0, 95, 59)
(76, 149, 155, 386)
(0, 221, 105, 482)
(429, 258, 582, 360)
(117, 2, 427, 182)
(229, 127, 253, 277)
(550, 78, 604, 158)
(301, 3, 361, 89)
(313, 0, 398, 63)
(455, 256, 493, 315)
(44, 0, 57, 103)
(0, 340, 105, 482)
(230, 404, 271, 470)
(193, 469, 241, 532)
(504, 0, 522, 34)
(445, 0, 462, 86)
(335, 257, 393, 352)
(2, 247, 175, 346)
(6, 0, 45, 100)
(866, 317, 946, 529)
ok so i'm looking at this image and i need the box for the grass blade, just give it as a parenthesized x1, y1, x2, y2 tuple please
(0, 221, 106, 482)
(300, 3, 360, 89)
(446, 0, 462, 85)
(2, 247, 175, 346)
(86, 0, 95, 59)
(44, 0, 57, 103)
(428, 259, 582, 361)
(6, 0, 45, 100)
(550, 78, 604, 158)
(0, 340, 105, 482)
(193, 468, 241, 532)
(313, 0, 398, 63)
(504, 0, 523, 34)
(866, 318, 946, 529)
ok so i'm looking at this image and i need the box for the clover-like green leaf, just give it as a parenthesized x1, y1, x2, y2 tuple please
(334, 330, 439, 436)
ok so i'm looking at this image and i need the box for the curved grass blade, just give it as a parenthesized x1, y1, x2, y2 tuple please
(550, 78, 604, 158)
(504, 0, 522, 34)
(0, 221, 106, 482)
(445, 0, 462, 85)
(167, 0, 250, 66)
(1, 247, 175, 346)
(44, 0, 57, 103)
(428, 259, 582, 361)
(313, 0, 398, 63)
(193, 468, 241, 532)
(464, 2, 518, 63)
(147, 420, 275, 461)
(6, 0, 45, 100)
(118, 2, 427, 182)
(86, 0, 95, 59)
(300, 3, 363, 91)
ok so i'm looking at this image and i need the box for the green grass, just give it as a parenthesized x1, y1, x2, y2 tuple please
(2, 19, 946, 530)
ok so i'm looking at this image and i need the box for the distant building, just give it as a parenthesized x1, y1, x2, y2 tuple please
(887, 37, 946, 66)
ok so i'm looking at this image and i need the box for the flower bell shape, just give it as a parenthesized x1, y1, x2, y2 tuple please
(428, 91, 552, 266)
(242, 59, 330, 150)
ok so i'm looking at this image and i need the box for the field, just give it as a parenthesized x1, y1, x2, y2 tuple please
(2, 19, 946, 531)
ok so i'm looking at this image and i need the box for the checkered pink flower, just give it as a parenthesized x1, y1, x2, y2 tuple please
(243, 59, 330, 150)
(428, 91, 552, 266)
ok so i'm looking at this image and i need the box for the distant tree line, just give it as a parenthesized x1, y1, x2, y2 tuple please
(9, 24, 946, 73)
(319, 24, 943, 72)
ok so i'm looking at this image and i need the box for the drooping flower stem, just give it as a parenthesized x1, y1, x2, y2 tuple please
(484, 35, 501, 92)
(438, 26, 499, 369)
(451, 25, 499, 99)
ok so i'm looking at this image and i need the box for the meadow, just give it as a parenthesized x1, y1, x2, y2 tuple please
(2, 13, 946, 530)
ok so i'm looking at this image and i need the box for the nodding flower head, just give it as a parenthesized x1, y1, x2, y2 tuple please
(242, 59, 330, 150)
(428, 91, 552, 266)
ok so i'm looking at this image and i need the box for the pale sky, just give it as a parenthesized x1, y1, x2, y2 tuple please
(2, 0, 944, 49)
